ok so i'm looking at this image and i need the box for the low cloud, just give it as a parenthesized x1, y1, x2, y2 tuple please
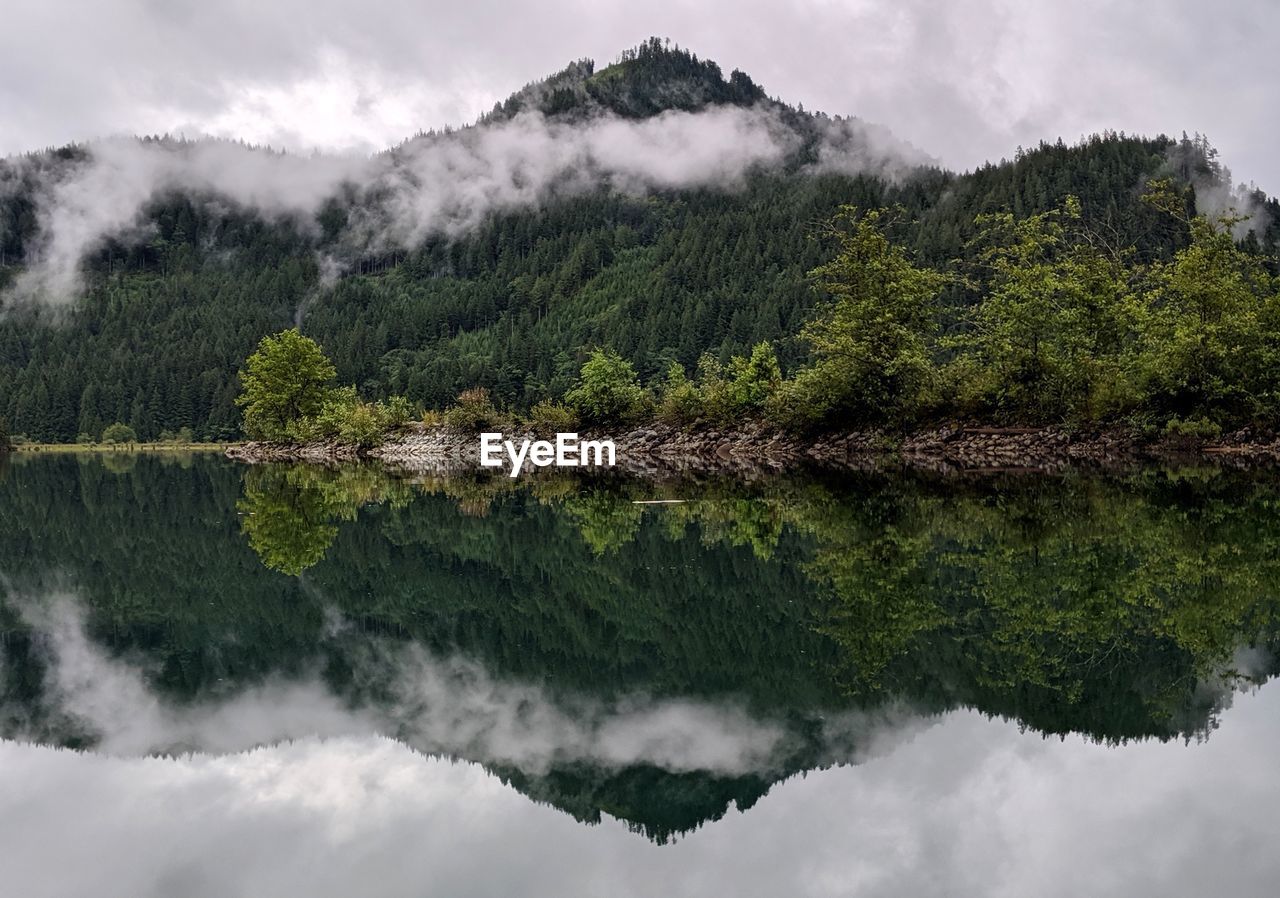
(6, 101, 929, 305)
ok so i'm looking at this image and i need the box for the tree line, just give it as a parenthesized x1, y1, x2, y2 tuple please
(236, 176, 1280, 444)
(2, 121, 1276, 444)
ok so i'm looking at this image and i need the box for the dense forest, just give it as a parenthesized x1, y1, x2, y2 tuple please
(1, 39, 1277, 442)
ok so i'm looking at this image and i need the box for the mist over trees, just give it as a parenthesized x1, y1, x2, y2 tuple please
(0, 41, 1277, 442)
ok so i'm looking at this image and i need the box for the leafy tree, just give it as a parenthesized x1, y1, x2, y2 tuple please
(771, 208, 946, 428)
(236, 330, 338, 441)
(101, 422, 138, 444)
(1135, 183, 1280, 423)
(565, 349, 650, 425)
(945, 198, 1137, 422)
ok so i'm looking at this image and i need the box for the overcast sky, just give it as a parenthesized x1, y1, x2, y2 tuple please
(2, 0, 1277, 190)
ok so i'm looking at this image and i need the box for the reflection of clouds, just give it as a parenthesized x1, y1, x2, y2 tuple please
(8, 593, 923, 775)
(3, 690, 1280, 898)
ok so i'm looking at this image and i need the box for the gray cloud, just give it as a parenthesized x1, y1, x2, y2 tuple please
(10, 103, 926, 303)
(1, 0, 1276, 192)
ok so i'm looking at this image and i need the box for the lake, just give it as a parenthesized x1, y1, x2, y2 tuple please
(2, 452, 1279, 896)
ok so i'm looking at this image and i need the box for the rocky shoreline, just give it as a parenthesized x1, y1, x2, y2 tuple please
(224, 422, 1280, 475)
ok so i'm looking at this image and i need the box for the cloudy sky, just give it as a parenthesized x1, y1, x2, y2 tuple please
(3, 0, 1278, 190)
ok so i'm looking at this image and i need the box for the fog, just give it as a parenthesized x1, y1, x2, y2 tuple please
(9, 102, 929, 303)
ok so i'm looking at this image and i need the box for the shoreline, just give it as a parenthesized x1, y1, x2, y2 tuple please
(11, 442, 238, 454)
(222, 422, 1280, 475)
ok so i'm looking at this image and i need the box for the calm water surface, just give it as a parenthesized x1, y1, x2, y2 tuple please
(2, 452, 1279, 897)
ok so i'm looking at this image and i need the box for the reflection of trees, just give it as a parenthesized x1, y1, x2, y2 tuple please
(234, 462, 1280, 742)
(10, 454, 1280, 842)
(238, 464, 414, 575)
(98, 451, 139, 475)
(561, 491, 644, 555)
(780, 473, 1280, 741)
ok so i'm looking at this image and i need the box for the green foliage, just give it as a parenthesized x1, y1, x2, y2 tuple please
(770, 208, 946, 428)
(101, 422, 138, 444)
(1135, 210, 1280, 423)
(656, 362, 706, 425)
(380, 395, 417, 430)
(565, 349, 651, 425)
(1161, 415, 1223, 447)
(0, 417, 9, 452)
(74, 432, 93, 445)
(236, 330, 337, 441)
(944, 198, 1138, 423)
(443, 387, 504, 431)
(525, 399, 579, 435)
(657, 343, 782, 425)
(1, 118, 1275, 443)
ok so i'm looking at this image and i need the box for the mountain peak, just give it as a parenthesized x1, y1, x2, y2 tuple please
(481, 37, 768, 124)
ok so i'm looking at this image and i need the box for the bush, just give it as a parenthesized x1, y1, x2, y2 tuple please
(379, 395, 417, 430)
(1162, 415, 1222, 448)
(443, 388, 503, 431)
(525, 400, 578, 435)
(337, 402, 386, 448)
(75, 432, 94, 445)
(656, 362, 706, 425)
(565, 349, 651, 425)
(101, 422, 138, 444)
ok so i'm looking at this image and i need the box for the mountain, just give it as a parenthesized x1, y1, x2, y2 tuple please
(0, 39, 1277, 442)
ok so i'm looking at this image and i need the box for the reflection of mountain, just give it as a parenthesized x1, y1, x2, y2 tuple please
(2, 454, 1279, 841)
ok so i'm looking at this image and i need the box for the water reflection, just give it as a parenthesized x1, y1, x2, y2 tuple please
(2, 454, 1280, 864)
(3, 694, 1279, 898)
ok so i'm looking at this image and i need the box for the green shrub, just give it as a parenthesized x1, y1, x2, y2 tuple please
(443, 388, 502, 431)
(380, 395, 417, 430)
(1162, 415, 1222, 448)
(565, 349, 651, 425)
(75, 432, 94, 445)
(656, 362, 706, 425)
(525, 400, 579, 435)
(101, 422, 138, 444)
(337, 402, 386, 448)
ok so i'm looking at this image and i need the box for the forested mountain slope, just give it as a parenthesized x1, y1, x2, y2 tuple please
(0, 39, 1275, 441)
